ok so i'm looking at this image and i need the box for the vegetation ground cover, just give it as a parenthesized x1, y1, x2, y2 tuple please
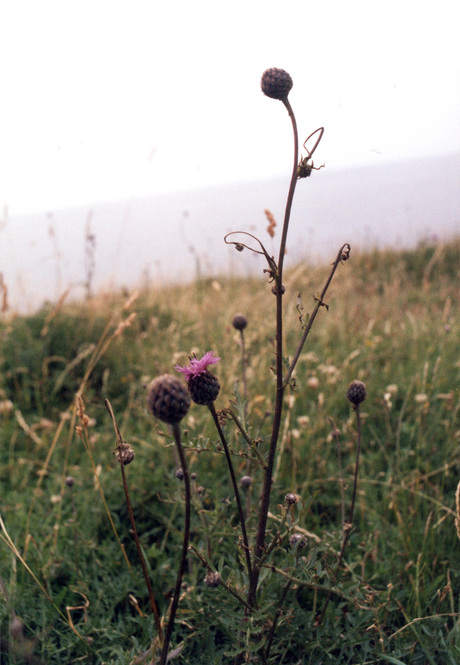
(0, 238, 459, 664)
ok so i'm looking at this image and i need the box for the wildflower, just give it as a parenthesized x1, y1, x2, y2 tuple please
(175, 351, 220, 380)
(175, 352, 221, 405)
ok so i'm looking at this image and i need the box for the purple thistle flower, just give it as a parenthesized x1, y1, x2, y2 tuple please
(175, 351, 221, 382)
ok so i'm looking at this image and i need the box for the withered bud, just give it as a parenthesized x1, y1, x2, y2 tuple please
(114, 443, 135, 465)
(204, 571, 221, 588)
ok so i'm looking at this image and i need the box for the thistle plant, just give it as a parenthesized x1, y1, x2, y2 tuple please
(113, 67, 361, 663)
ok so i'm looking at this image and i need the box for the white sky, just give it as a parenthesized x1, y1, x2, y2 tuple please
(1, 0, 459, 217)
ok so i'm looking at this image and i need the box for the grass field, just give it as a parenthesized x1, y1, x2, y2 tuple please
(0, 237, 459, 664)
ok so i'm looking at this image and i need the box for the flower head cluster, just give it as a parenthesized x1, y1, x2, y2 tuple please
(175, 351, 220, 382)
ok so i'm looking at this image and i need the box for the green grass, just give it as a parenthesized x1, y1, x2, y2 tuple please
(0, 238, 459, 664)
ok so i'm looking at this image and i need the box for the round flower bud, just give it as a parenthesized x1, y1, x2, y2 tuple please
(347, 380, 367, 406)
(147, 374, 191, 425)
(232, 314, 248, 331)
(285, 492, 298, 505)
(204, 571, 221, 588)
(261, 68, 293, 100)
(240, 475, 253, 489)
(176, 467, 184, 480)
(65, 476, 75, 488)
(188, 372, 221, 405)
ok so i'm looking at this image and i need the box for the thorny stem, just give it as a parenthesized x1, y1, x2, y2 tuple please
(104, 400, 163, 644)
(208, 402, 253, 583)
(283, 243, 351, 389)
(250, 96, 299, 607)
(160, 423, 191, 665)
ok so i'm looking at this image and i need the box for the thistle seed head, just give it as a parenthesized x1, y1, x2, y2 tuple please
(347, 380, 367, 406)
(147, 374, 191, 425)
(261, 68, 293, 100)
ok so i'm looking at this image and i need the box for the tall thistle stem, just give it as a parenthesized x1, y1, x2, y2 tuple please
(250, 95, 299, 605)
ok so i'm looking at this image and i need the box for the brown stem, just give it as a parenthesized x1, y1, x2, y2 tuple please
(283, 243, 350, 389)
(208, 402, 253, 584)
(159, 423, 191, 665)
(104, 400, 163, 644)
(249, 96, 299, 607)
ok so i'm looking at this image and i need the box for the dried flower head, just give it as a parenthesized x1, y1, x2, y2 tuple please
(175, 352, 221, 405)
(147, 374, 191, 425)
(113, 442, 135, 465)
(204, 571, 221, 588)
(261, 67, 293, 100)
(347, 380, 367, 406)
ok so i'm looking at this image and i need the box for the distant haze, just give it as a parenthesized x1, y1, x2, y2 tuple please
(2, 153, 459, 313)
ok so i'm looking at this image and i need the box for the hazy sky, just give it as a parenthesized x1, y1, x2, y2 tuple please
(1, 0, 459, 217)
